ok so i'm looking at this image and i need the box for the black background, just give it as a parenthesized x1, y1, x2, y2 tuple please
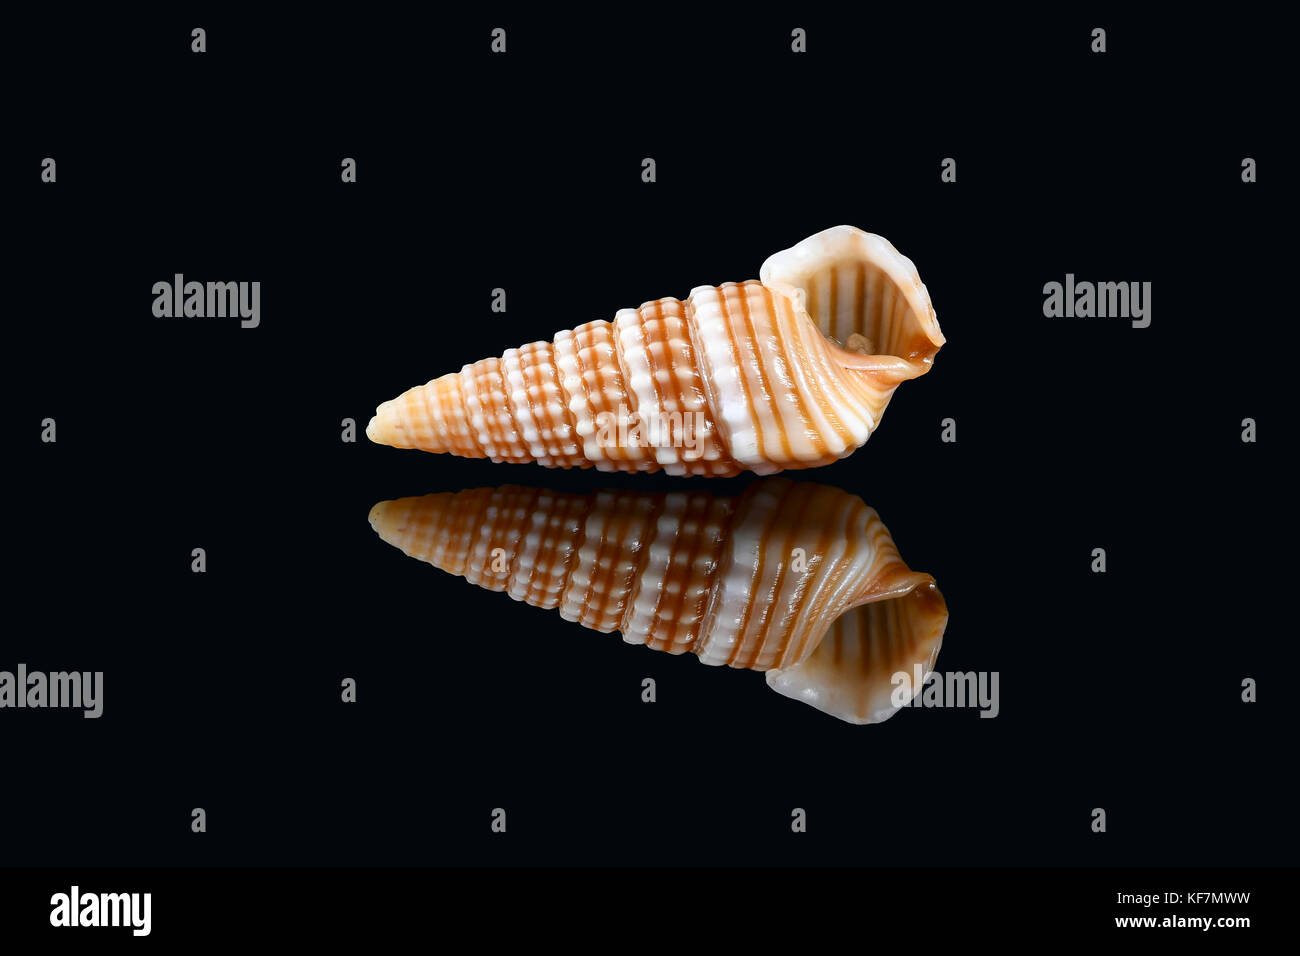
(5, 9, 1293, 866)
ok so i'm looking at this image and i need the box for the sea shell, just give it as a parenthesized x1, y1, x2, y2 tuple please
(368, 479, 948, 723)
(367, 225, 944, 476)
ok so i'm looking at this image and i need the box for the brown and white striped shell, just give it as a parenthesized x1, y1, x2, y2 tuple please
(368, 479, 947, 723)
(366, 226, 944, 476)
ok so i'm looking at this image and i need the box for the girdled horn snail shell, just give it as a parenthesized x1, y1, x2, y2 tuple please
(367, 226, 944, 476)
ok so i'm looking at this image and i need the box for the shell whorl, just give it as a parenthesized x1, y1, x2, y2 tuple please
(367, 226, 944, 476)
(368, 479, 948, 722)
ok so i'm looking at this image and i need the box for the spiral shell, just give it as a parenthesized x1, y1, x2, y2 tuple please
(367, 226, 944, 476)
(368, 479, 947, 723)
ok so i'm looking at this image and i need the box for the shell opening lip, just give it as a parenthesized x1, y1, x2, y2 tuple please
(760, 225, 945, 379)
(824, 341, 920, 376)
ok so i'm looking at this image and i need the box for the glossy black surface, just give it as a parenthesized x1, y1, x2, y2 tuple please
(7, 9, 1290, 864)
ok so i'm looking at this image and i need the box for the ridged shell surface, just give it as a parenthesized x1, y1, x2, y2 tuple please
(368, 479, 948, 723)
(367, 226, 944, 476)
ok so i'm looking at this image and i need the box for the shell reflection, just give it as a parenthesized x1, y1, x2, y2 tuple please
(368, 479, 947, 723)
